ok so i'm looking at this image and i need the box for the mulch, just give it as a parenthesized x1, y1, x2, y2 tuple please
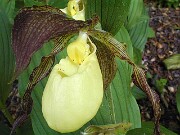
(139, 7, 180, 133)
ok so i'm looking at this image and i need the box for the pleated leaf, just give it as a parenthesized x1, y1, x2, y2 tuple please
(24, 0, 45, 6)
(48, 0, 68, 9)
(16, 119, 34, 135)
(83, 123, 131, 134)
(126, 0, 150, 51)
(176, 86, 180, 114)
(127, 122, 177, 135)
(0, 0, 15, 23)
(111, 26, 141, 128)
(131, 86, 147, 100)
(0, 3, 15, 105)
(85, 0, 131, 35)
(12, 5, 93, 79)
(163, 54, 180, 70)
(126, 0, 144, 30)
(0, 122, 10, 135)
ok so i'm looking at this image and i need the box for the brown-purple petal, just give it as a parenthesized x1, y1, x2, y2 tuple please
(12, 6, 93, 79)
(91, 38, 117, 90)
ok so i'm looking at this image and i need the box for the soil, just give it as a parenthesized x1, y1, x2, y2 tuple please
(139, 6, 180, 134)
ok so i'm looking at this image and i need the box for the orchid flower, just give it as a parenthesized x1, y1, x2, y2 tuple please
(42, 31, 104, 133)
(11, 0, 161, 134)
(42, 32, 103, 133)
(41, 1, 104, 132)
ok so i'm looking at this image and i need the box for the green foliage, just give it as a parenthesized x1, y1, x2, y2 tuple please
(125, 0, 150, 51)
(157, 0, 179, 8)
(163, 54, 180, 70)
(85, 0, 131, 35)
(111, 26, 141, 129)
(0, 0, 15, 125)
(131, 86, 147, 100)
(0, 0, 15, 106)
(0, 0, 14, 134)
(16, 119, 34, 135)
(83, 123, 132, 134)
(176, 86, 180, 114)
(48, 0, 68, 8)
(0, 122, 11, 135)
(133, 48, 143, 65)
(127, 122, 178, 135)
(24, 0, 45, 6)
(155, 79, 167, 94)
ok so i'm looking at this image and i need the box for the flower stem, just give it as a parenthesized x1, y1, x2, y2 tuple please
(0, 100, 14, 125)
(106, 85, 116, 124)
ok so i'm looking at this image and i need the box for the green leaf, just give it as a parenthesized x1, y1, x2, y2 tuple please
(0, 0, 15, 21)
(131, 86, 147, 100)
(17, 119, 34, 135)
(24, 0, 45, 6)
(126, 0, 150, 51)
(147, 27, 155, 38)
(126, 122, 177, 135)
(163, 54, 180, 70)
(143, 121, 176, 134)
(126, 0, 144, 29)
(85, 0, 131, 35)
(0, 122, 10, 135)
(0, 3, 15, 104)
(155, 79, 167, 94)
(83, 123, 131, 135)
(111, 26, 141, 129)
(176, 86, 180, 114)
(48, 0, 68, 8)
(124, 3, 161, 132)
(5, 0, 15, 23)
(133, 47, 143, 65)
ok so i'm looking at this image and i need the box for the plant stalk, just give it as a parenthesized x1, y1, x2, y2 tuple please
(106, 85, 116, 124)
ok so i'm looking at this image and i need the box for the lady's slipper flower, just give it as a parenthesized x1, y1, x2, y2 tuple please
(42, 31, 103, 133)
(11, 0, 161, 134)
(42, 1, 104, 133)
